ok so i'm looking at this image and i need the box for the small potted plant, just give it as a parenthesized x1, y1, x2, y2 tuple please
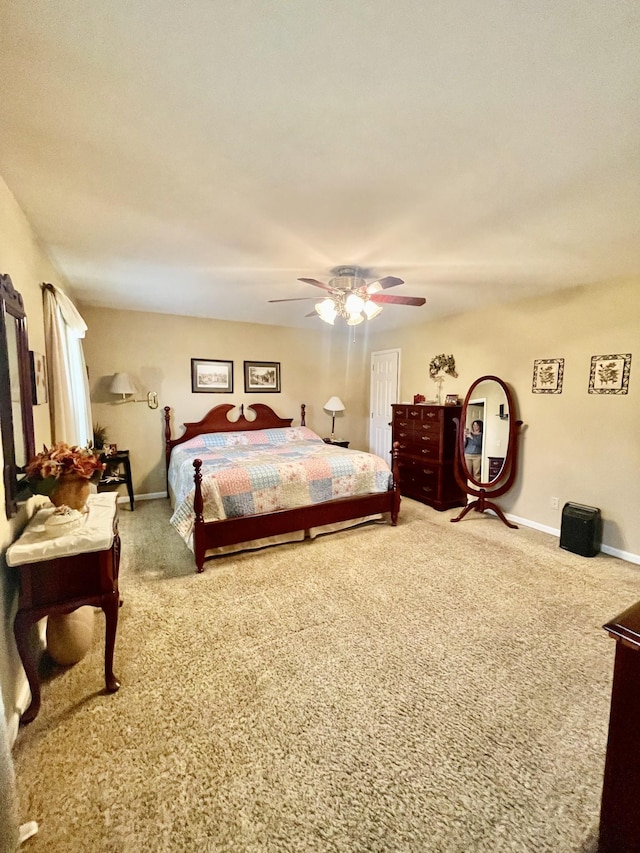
(92, 423, 108, 451)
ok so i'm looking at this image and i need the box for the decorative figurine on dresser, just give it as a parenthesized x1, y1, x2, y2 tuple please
(391, 403, 466, 511)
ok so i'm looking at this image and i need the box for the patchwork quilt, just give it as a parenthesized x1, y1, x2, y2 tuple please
(169, 427, 392, 548)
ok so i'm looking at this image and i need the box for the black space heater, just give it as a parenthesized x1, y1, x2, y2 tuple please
(560, 502, 602, 557)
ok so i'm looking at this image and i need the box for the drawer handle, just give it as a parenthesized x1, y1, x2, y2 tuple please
(426, 412, 436, 418)
(421, 486, 433, 493)
(421, 436, 432, 442)
(399, 421, 408, 427)
(422, 469, 434, 475)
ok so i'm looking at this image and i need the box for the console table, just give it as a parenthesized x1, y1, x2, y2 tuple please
(7, 492, 121, 724)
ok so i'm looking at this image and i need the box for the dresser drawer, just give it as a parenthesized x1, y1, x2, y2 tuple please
(393, 406, 425, 423)
(392, 405, 443, 424)
(396, 432, 441, 458)
(398, 459, 439, 499)
(393, 417, 441, 446)
(418, 405, 443, 423)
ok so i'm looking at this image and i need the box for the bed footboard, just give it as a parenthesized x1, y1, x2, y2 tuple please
(190, 443, 400, 573)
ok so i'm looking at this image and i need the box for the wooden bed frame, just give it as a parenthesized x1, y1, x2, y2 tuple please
(164, 403, 400, 572)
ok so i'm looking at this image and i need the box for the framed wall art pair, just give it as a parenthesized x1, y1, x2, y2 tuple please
(531, 354, 632, 395)
(191, 359, 281, 394)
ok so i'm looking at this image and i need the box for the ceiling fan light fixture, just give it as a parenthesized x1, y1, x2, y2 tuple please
(315, 298, 337, 324)
(363, 300, 383, 319)
(345, 293, 365, 315)
(346, 312, 364, 326)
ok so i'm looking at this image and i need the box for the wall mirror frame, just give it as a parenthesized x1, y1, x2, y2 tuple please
(451, 375, 522, 529)
(0, 273, 35, 517)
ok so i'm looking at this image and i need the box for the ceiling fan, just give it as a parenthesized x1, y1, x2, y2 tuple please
(268, 266, 426, 325)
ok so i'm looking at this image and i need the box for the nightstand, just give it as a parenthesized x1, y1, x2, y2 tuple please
(323, 438, 350, 448)
(98, 449, 134, 511)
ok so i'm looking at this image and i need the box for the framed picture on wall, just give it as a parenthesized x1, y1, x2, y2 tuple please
(244, 361, 281, 393)
(588, 353, 631, 395)
(532, 358, 564, 394)
(191, 358, 234, 393)
(29, 351, 48, 404)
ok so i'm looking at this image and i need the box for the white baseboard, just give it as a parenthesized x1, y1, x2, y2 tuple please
(506, 513, 640, 566)
(116, 491, 167, 504)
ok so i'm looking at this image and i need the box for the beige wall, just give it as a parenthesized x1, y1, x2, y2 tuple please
(81, 306, 370, 496)
(368, 279, 640, 559)
(83, 280, 640, 562)
(0, 177, 61, 736)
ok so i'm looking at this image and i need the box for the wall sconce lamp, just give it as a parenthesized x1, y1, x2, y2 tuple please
(323, 396, 345, 439)
(109, 372, 158, 409)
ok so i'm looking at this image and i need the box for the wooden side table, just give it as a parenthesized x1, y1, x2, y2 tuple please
(98, 449, 134, 511)
(7, 493, 121, 724)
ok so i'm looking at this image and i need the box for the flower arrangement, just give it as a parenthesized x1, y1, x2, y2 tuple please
(25, 443, 105, 496)
(429, 354, 458, 379)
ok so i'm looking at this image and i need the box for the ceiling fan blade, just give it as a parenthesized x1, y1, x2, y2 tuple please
(367, 276, 404, 291)
(268, 297, 320, 303)
(297, 277, 334, 292)
(370, 294, 426, 306)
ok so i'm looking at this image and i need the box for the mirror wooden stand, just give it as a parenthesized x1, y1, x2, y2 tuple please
(451, 375, 522, 529)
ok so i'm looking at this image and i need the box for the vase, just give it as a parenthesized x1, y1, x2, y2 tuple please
(433, 376, 445, 405)
(50, 476, 91, 511)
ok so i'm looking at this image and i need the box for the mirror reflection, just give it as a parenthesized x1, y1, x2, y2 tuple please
(6, 317, 26, 468)
(463, 378, 510, 485)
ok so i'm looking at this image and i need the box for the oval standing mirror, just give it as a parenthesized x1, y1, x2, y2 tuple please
(461, 377, 511, 487)
(1, 273, 35, 517)
(451, 375, 522, 529)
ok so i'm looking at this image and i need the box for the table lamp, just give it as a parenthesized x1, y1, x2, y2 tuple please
(323, 396, 345, 439)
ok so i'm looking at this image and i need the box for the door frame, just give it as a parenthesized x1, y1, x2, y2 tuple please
(369, 348, 401, 457)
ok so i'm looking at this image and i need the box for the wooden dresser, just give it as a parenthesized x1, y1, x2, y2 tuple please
(391, 403, 466, 511)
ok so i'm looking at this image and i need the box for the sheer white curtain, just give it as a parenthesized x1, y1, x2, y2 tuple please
(42, 283, 92, 447)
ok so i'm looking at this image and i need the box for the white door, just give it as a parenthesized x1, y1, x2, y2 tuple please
(369, 349, 400, 461)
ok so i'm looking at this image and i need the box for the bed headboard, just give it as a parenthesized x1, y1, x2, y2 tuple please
(164, 402, 306, 467)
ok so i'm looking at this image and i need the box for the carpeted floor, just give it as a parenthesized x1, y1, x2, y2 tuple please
(11, 498, 640, 852)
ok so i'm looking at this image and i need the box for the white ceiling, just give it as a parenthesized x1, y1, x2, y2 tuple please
(0, 1, 638, 332)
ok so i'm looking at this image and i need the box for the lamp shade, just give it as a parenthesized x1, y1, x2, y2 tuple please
(323, 396, 345, 413)
(109, 372, 137, 395)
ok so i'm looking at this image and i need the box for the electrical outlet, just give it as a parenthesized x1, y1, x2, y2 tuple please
(550, 496, 559, 510)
